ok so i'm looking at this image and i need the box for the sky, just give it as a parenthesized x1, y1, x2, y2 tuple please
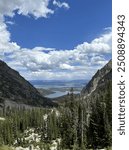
(0, 0, 112, 81)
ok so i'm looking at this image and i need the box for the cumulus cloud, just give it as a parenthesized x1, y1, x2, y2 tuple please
(53, 0, 70, 9)
(0, 0, 55, 58)
(60, 64, 75, 70)
(4, 30, 111, 80)
(0, 0, 69, 59)
(0, 0, 54, 19)
(75, 32, 112, 54)
(0, 0, 111, 80)
(0, 21, 20, 57)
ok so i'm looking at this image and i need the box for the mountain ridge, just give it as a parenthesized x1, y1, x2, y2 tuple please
(81, 60, 112, 96)
(0, 60, 55, 107)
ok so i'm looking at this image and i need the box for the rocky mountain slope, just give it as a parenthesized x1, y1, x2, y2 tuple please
(80, 60, 112, 147)
(80, 60, 112, 118)
(0, 60, 112, 149)
(0, 60, 55, 107)
(54, 60, 112, 104)
(81, 60, 112, 96)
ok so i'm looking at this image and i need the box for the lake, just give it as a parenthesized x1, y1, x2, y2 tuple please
(46, 90, 80, 98)
(30, 80, 87, 98)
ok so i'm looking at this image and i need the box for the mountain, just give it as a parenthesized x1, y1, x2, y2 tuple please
(53, 60, 112, 105)
(0, 60, 112, 149)
(80, 60, 112, 123)
(81, 60, 112, 96)
(56, 60, 112, 148)
(0, 60, 56, 107)
(80, 60, 112, 147)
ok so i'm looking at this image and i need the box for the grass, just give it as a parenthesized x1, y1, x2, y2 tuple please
(107, 147, 112, 150)
(0, 145, 13, 150)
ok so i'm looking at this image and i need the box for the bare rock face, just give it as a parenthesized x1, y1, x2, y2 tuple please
(81, 60, 112, 96)
(0, 60, 55, 107)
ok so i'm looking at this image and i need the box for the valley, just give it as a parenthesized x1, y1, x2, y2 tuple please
(0, 60, 112, 150)
(31, 80, 86, 98)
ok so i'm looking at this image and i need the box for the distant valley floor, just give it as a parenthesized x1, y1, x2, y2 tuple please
(32, 80, 87, 98)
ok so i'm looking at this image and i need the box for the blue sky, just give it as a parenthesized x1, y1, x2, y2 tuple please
(0, 0, 112, 80)
(7, 0, 111, 49)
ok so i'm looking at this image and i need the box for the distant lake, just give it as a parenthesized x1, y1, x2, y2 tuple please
(46, 90, 80, 98)
(30, 80, 87, 89)
(30, 80, 87, 98)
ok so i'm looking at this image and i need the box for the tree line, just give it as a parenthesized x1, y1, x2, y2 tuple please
(0, 82, 112, 150)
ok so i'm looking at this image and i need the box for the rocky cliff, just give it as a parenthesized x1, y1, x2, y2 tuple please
(81, 60, 112, 96)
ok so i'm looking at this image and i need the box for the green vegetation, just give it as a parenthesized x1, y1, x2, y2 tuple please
(0, 84, 112, 150)
(0, 145, 13, 150)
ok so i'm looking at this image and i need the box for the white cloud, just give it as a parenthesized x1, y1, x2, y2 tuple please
(0, 21, 20, 57)
(32, 47, 56, 52)
(0, 0, 111, 80)
(4, 30, 111, 80)
(6, 21, 15, 25)
(0, 0, 55, 57)
(90, 55, 107, 66)
(75, 31, 112, 54)
(0, 0, 69, 60)
(53, 0, 70, 9)
(60, 64, 74, 70)
(0, 0, 54, 19)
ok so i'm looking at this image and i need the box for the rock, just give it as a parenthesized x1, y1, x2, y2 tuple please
(81, 60, 112, 96)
